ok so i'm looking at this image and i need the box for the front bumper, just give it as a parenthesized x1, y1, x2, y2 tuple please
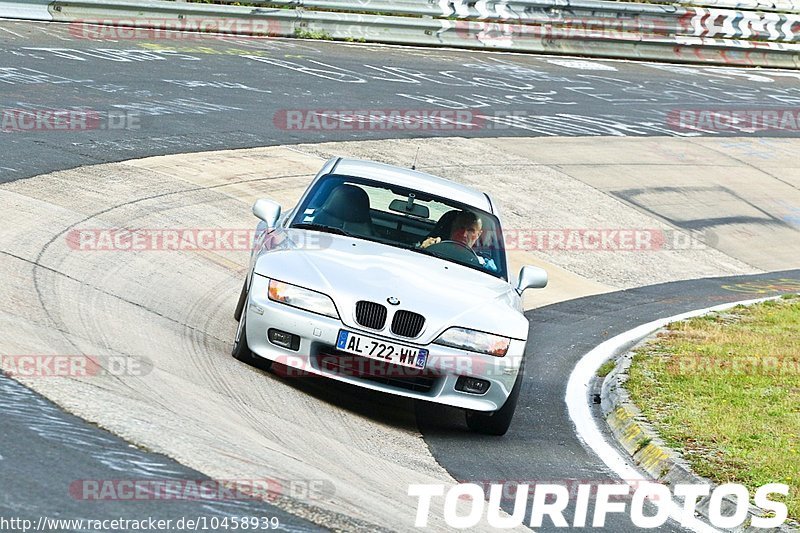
(244, 275, 525, 412)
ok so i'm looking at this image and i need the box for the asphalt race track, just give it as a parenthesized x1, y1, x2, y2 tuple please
(1, 17, 799, 533)
(2, 19, 800, 183)
(0, 375, 325, 532)
(421, 269, 800, 531)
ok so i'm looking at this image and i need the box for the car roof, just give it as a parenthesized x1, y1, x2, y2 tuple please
(331, 158, 494, 213)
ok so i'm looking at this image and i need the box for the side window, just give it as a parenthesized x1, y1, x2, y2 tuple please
(299, 179, 342, 223)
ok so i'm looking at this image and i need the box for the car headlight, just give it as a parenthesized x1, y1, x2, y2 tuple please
(434, 327, 510, 357)
(268, 280, 339, 319)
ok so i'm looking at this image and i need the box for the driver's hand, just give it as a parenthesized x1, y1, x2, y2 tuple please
(420, 237, 441, 249)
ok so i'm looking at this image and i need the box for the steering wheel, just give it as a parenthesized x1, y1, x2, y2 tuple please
(426, 240, 481, 265)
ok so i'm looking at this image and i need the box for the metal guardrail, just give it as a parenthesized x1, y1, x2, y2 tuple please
(666, 0, 800, 12)
(9, 0, 800, 67)
(0, 0, 52, 20)
(232, 0, 800, 45)
(197, 0, 800, 15)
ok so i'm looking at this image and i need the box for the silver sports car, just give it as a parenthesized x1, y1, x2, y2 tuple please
(232, 157, 547, 435)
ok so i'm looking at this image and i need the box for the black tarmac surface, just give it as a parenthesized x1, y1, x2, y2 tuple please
(2, 19, 800, 184)
(421, 270, 800, 531)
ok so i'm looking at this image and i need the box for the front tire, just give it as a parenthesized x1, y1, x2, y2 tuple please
(231, 286, 273, 372)
(231, 305, 253, 362)
(233, 279, 248, 321)
(465, 361, 524, 436)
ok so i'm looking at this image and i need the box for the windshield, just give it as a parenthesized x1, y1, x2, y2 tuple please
(289, 174, 508, 280)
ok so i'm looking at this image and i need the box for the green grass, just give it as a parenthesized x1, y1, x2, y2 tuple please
(293, 28, 333, 40)
(626, 298, 800, 521)
(597, 359, 616, 378)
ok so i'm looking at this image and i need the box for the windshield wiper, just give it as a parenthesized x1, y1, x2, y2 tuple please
(291, 223, 354, 237)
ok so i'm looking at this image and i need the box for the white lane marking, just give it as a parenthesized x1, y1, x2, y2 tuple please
(566, 295, 783, 533)
(0, 26, 24, 38)
(546, 58, 618, 71)
(33, 26, 71, 41)
(756, 70, 800, 81)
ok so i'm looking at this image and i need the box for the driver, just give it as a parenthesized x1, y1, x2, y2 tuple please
(420, 211, 497, 271)
(421, 211, 482, 249)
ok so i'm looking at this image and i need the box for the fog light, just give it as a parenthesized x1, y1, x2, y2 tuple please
(455, 376, 491, 395)
(268, 329, 300, 351)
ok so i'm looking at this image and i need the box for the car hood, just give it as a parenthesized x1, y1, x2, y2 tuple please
(254, 229, 529, 343)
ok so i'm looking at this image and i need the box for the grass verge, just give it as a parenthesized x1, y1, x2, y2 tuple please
(626, 295, 800, 521)
(597, 359, 616, 378)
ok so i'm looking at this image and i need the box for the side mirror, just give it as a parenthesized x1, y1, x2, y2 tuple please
(516, 265, 548, 292)
(252, 199, 281, 228)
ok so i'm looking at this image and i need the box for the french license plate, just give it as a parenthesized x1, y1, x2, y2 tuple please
(336, 330, 428, 369)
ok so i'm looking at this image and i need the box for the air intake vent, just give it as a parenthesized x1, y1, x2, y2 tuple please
(391, 310, 425, 338)
(355, 301, 387, 330)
